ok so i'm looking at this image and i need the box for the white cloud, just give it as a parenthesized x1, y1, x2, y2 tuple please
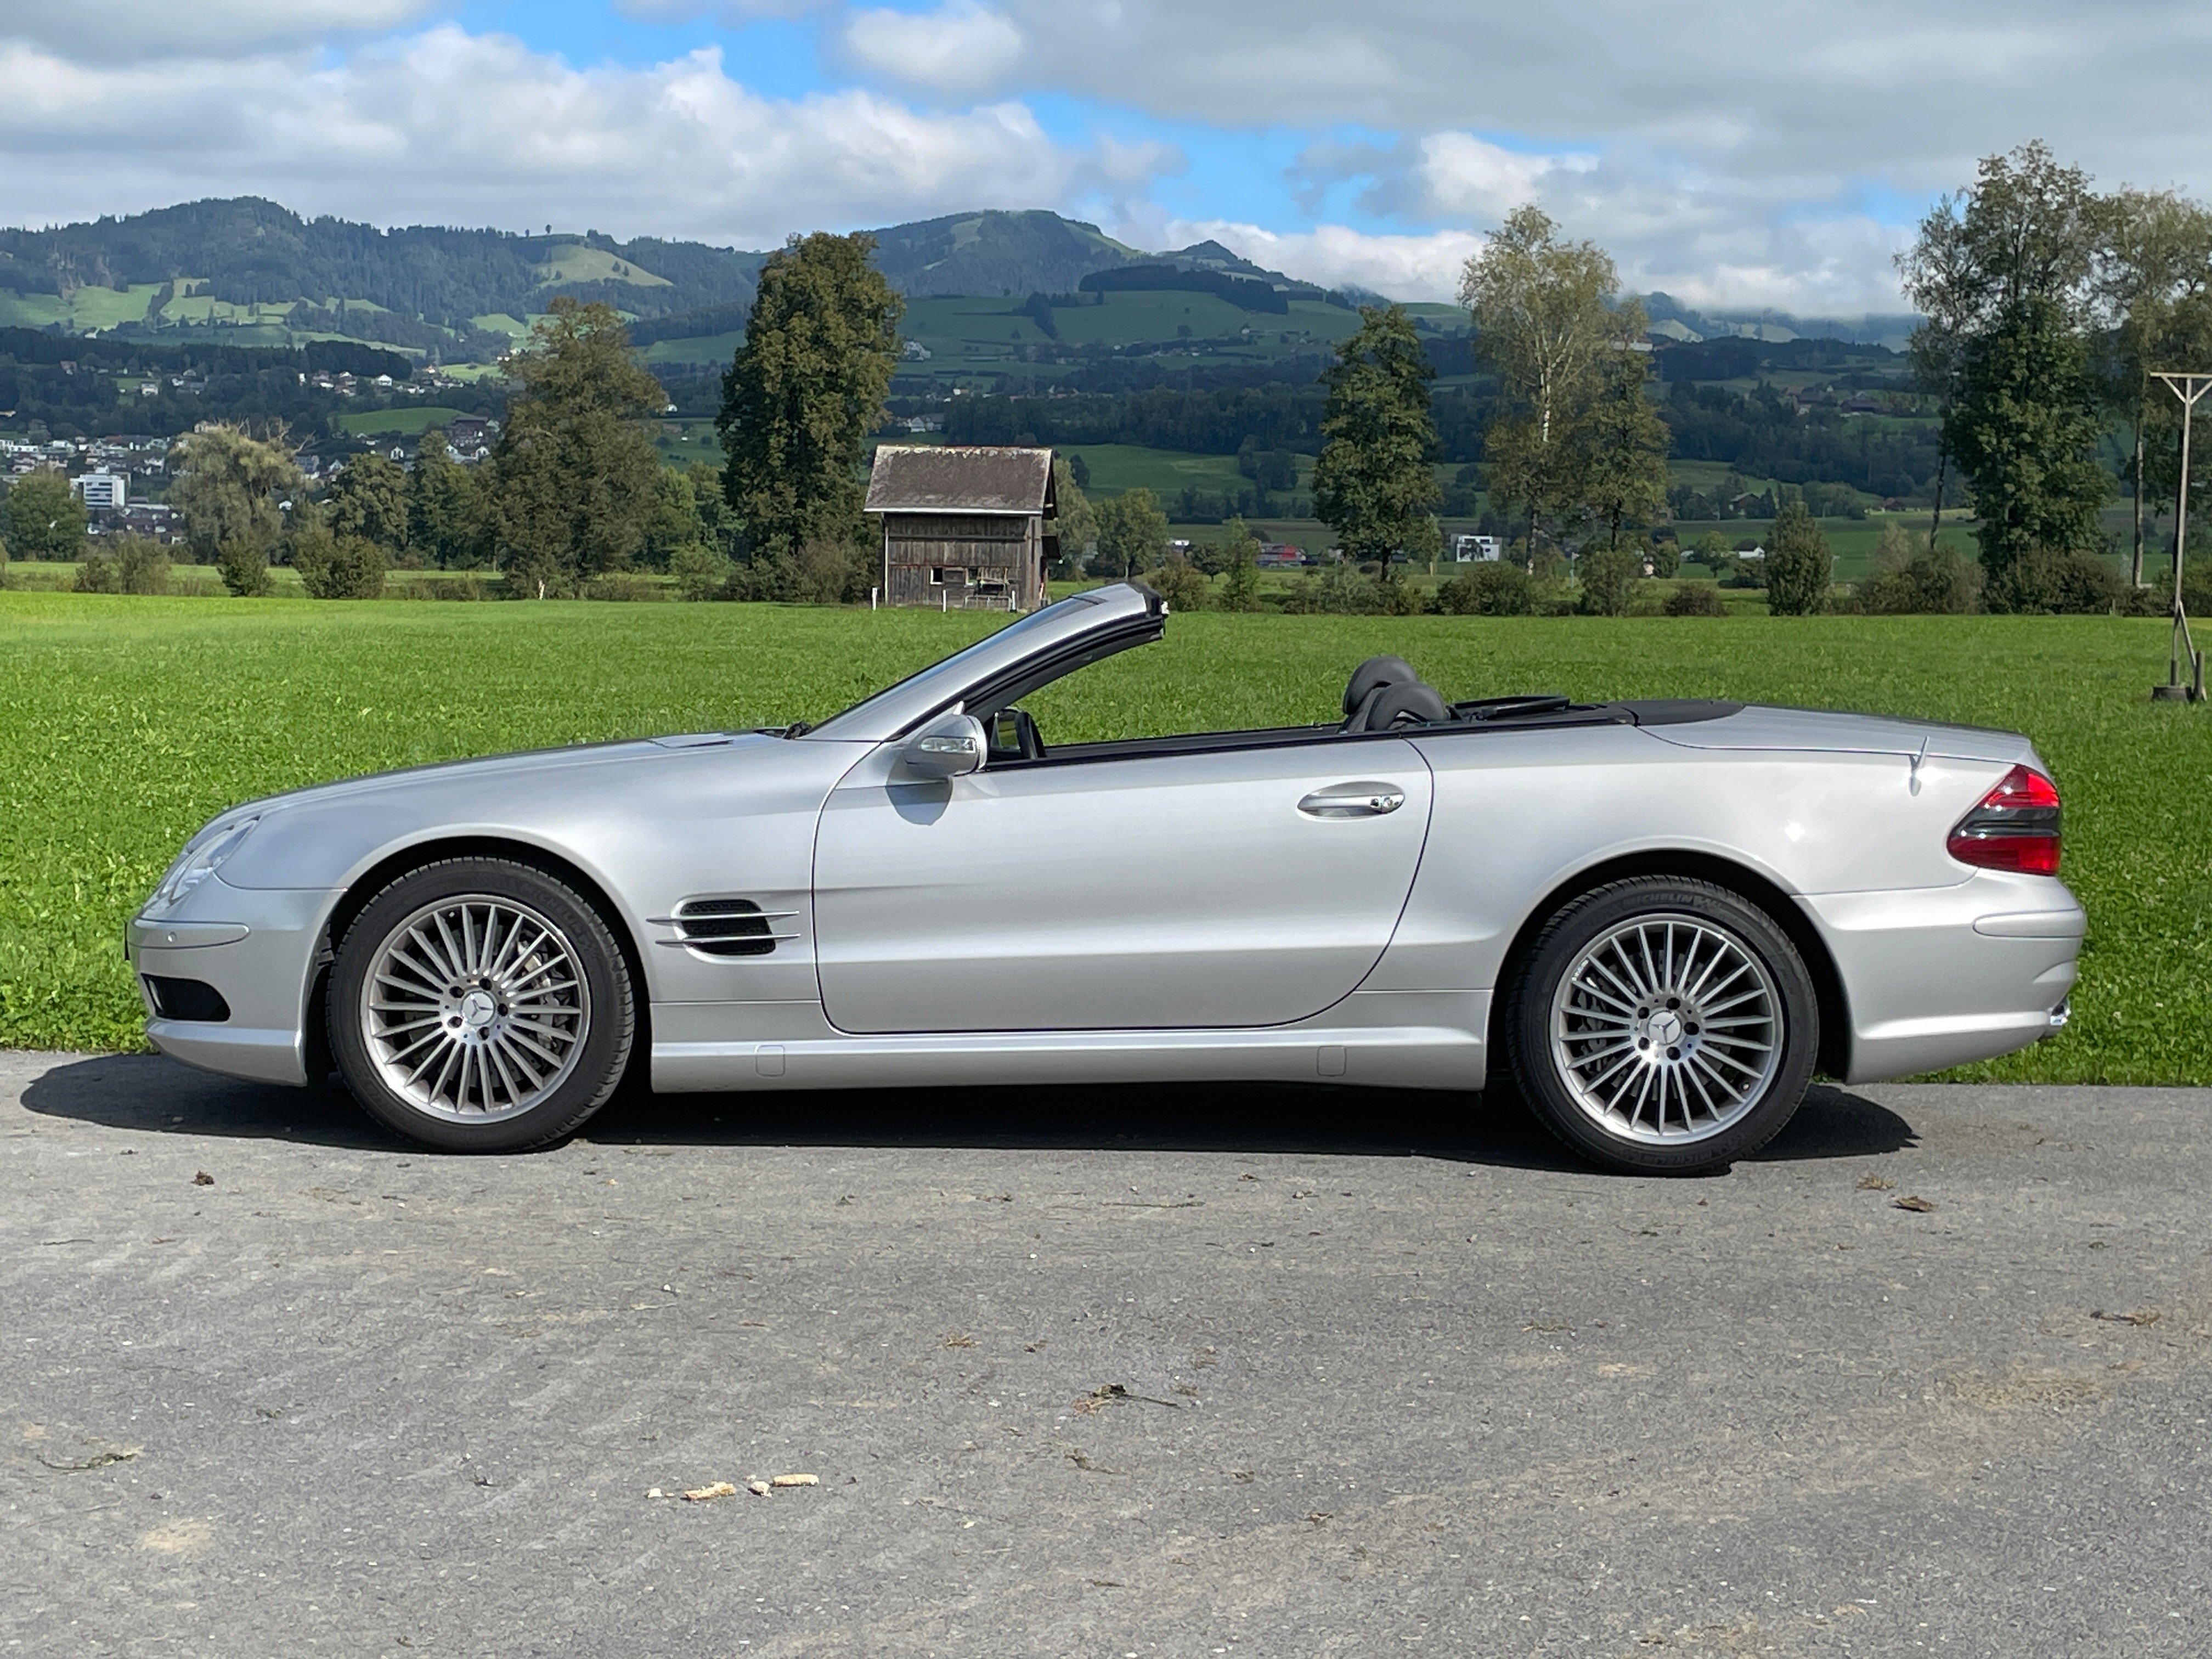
(1150, 218, 1485, 302)
(843, 1, 1025, 96)
(0, 26, 1161, 249)
(1293, 132, 1596, 223)
(11, 1, 2212, 313)
(997, 0, 2212, 308)
(1413, 133, 1595, 219)
(980, 0, 2212, 194)
(2, 0, 436, 60)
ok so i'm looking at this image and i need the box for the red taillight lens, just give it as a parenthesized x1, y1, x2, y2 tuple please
(1947, 764, 2062, 875)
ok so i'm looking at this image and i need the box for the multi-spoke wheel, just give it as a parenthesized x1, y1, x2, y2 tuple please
(329, 858, 635, 1152)
(1505, 878, 1817, 1175)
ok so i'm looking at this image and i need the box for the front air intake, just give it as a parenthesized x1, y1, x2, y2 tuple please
(653, 898, 800, 958)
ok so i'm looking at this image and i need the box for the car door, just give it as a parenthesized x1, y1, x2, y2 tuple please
(810, 737, 1434, 1034)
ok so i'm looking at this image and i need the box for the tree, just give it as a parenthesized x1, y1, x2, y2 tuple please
(1436, 561, 1532, 615)
(1218, 526, 1261, 612)
(1863, 537, 1983, 613)
(218, 538, 272, 597)
(168, 425, 302, 561)
(1149, 556, 1210, 611)
(1900, 142, 2101, 557)
(327, 453, 410, 550)
(1693, 529, 1735, 573)
(685, 462, 737, 552)
(1462, 206, 1620, 551)
(718, 232, 903, 569)
(2094, 191, 2212, 584)
(1576, 543, 1642, 616)
(1947, 295, 2111, 606)
(1050, 455, 1097, 573)
(640, 467, 708, 571)
(1311, 304, 1440, 565)
(1094, 487, 1167, 578)
(1764, 497, 1832, 615)
(1, 469, 86, 561)
(487, 298, 667, 595)
(1575, 325, 1669, 549)
(408, 430, 486, 567)
(291, 523, 388, 599)
(670, 540, 730, 601)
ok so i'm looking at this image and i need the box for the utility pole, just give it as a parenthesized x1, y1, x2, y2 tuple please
(2151, 371, 2211, 703)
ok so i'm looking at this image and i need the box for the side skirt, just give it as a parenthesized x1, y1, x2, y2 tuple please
(650, 990, 1489, 1094)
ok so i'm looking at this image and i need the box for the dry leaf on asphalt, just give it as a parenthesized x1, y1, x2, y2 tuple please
(681, 1482, 737, 1502)
(770, 1473, 817, 1487)
(1857, 1175, 1896, 1191)
(2091, 1308, 2162, 1327)
(747, 1481, 771, 1496)
(192, 1171, 214, 1187)
(1893, 1195, 1937, 1212)
(37, 1441, 141, 1472)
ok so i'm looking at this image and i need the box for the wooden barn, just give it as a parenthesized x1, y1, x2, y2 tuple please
(864, 444, 1056, 611)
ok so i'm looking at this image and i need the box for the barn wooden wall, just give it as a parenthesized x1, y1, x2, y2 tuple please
(881, 512, 1041, 610)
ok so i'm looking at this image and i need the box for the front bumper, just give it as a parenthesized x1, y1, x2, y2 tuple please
(127, 881, 338, 1087)
(1801, 871, 2084, 1082)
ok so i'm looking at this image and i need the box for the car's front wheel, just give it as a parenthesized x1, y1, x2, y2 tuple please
(1504, 877, 1818, 1175)
(328, 857, 635, 1152)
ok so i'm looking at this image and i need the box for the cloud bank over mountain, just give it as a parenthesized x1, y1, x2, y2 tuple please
(4, 1, 2210, 308)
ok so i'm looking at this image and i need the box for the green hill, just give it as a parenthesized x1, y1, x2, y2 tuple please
(0, 198, 1372, 365)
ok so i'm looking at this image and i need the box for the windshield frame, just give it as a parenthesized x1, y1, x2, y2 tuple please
(798, 584, 1162, 744)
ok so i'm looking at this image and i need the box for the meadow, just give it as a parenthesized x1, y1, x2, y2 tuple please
(0, 589, 2201, 1085)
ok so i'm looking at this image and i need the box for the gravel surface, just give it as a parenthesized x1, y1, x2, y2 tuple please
(2, 1051, 2208, 1657)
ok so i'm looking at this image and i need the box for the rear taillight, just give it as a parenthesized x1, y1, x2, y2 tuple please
(1947, 764, 2061, 875)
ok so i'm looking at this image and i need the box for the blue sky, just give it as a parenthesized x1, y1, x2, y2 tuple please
(4, 1, 2209, 309)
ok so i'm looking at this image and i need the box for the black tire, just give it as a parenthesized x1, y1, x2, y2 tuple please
(328, 857, 636, 1153)
(1503, 877, 1817, 1176)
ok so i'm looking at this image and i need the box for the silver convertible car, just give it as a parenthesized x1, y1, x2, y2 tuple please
(129, 581, 2082, 1174)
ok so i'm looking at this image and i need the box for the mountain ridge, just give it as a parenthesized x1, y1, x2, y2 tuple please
(0, 196, 1918, 358)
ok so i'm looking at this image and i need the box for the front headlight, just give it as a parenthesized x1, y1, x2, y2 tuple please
(144, 816, 261, 915)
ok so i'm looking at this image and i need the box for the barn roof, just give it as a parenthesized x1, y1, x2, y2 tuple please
(865, 445, 1054, 515)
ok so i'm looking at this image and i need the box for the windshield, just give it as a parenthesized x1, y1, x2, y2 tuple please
(803, 590, 1111, 741)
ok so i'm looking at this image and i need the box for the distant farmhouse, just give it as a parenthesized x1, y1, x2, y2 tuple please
(864, 445, 1055, 611)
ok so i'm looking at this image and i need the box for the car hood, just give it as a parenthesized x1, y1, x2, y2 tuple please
(208, 727, 873, 893)
(1643, 704, 2039, 765)
(230, 730, 787, 819)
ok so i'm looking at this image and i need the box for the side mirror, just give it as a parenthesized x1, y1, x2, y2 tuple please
(899, 713, 985, 779)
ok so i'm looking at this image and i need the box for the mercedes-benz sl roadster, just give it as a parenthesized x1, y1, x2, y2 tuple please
(129, 580, 2082, 1173)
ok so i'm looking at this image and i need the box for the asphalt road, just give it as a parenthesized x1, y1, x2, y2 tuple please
(2, 1052, 2208, 1658)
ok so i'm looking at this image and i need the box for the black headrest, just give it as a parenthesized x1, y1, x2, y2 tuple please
(1351, 680, 1452, 732)
(1343, 656, 1417, 718)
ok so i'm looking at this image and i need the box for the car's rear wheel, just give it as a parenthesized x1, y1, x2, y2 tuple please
(1504, 877, 1817, 1175)
(328, 857, 635, 1152)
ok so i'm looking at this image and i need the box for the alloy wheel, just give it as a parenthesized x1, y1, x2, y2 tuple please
(1548, 912, 1783, 1144)
(358, 895, 591, 1123)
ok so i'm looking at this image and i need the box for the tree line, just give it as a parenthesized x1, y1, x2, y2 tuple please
(1900, 140, 2212, 608)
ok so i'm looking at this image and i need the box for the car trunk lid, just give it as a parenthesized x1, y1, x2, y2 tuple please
(1642, 704, 2038, 765)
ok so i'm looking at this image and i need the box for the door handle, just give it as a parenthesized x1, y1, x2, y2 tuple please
(1298, 783, 1407, 819)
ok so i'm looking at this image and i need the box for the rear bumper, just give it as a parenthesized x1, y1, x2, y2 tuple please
(1801, 872, 2084, 1082)
(127, 882, 336, 1088)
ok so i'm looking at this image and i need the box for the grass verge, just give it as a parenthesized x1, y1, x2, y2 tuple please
(0, 590, 2200, 1081)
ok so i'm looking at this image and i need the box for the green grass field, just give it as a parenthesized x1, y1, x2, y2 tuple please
(643, 331, 743, 367)
(333, 406, 475, 438)
(2, 562, 517, 597)
(0, 591, 2202, 1084)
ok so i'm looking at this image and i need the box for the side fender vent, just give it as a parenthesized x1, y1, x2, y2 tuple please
(651, 897, 800, 958)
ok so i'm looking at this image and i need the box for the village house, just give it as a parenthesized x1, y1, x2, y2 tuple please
(864, 444, 1055, 611)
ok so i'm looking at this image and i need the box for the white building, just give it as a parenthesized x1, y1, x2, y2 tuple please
(71, 472, 128, 510)
(1449, 533, 1503, 562)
